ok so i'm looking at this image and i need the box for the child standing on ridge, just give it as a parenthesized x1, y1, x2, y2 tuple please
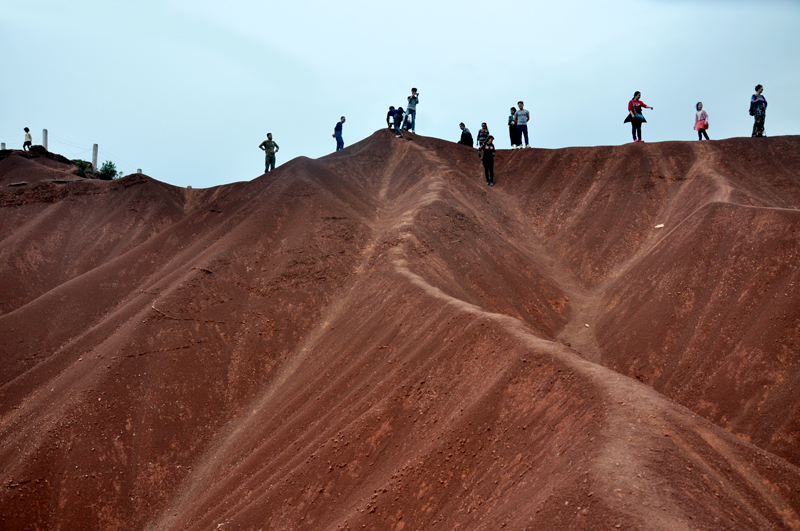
(514, 102, 531, 148)
(479, 135, 496, 186)
(23, 128, 32, 151)
(694, 103, 709, 141)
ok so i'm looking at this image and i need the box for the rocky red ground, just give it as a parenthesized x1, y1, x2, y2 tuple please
(1, 133, 799, 530)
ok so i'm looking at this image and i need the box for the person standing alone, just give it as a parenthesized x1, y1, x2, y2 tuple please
(333, 116, 346, 151)
(406, 88, 419, 133)
(624, 91, 653, 143)
(514, 101, 531, 148)
(694, 103, 709, 141)
(23, 128, 32, 151)
(259, 133, 280, 172)
(750, 85, 767, 138)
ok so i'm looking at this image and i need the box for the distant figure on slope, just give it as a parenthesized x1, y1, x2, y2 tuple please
(406, 88, 419, 133)
(750, 85, 767, 138)
(514, 101, 531, 148)
(624, 91, 653, 143)
(387, 107, 405, 138)
(508, 107, 522, 149)
(476, 123, 490, 148)
(333, 116, 346, 151)
(694, 103, 709, 141)
(479, 135, 496, 186)
(23, 128, 32, 151)
(258, 133, 280, 172)
(458, 123, 473, 146)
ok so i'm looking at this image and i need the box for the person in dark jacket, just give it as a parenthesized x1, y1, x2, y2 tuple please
(386, 106, 396, 130)
(458, 123, 473, 146)
(508, 108, 521, 148)
(333, 116, 345, 151)
(478, 135, 496, 186)
(750, 84, 767, 137)
(387, 107, 405, 138)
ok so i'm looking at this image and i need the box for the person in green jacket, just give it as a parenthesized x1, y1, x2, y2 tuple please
(259, 133, 280, 172)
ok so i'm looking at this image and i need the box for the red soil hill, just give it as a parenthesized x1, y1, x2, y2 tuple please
(1, 135, 799, 530)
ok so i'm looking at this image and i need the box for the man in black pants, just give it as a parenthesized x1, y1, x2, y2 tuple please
(478, 135, 496, 186)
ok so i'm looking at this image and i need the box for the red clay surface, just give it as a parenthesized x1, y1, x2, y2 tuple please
(1, 132, 799, 530)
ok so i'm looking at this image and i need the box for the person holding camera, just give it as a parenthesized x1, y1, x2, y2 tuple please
(406, 88, 419, 133)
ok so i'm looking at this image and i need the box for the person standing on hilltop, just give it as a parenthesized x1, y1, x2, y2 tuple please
(694, 102, 710, 141)
(23, 128, 32, 151)
(406, 88, 419, 133)
(508, 107, 521, 149)
(479, 135, 496, 186)
(258, 133, 280, 172)
(750, 85, 767, 138)
(476, 123, 490, 148)
(514, 101, 531, 148)
(624, 91, 653, 143)
(458, 123, 473, 146)
(333, 116, 346, 151)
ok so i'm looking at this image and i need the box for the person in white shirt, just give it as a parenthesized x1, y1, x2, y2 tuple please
(23, 128, 32, 151)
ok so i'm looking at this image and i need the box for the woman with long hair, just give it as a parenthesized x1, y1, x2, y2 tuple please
(624, 91, 653, 143)
(694, 102, 709, 141)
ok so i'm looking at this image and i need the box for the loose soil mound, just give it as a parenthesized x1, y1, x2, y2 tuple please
(1, 132, 799, 530)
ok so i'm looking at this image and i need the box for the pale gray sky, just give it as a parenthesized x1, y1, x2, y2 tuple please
(3, 0, 799, 188)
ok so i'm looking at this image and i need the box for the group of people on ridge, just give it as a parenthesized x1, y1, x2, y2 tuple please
(624, 85, 768, 143)
(386, 88, 420, 139)
(256, 84, 771, 176)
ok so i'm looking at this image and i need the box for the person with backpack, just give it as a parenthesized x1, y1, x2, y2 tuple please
(694, 103, 709, 141)
(478, 135, 496, 186)
(406, 88, 419, 133)
(458, 123, 473, 146)
(508, 107, 521, 148)
(750, 85, 767, 138)
(476, 123, 490, 148)
(333, 116, 346, 151)
(258, 133, 279, 172)
(514, 101, 531, 148)
(624, 91, 653, 143)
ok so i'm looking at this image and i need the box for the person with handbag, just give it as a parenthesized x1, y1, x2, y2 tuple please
(623, 91, 653, 143)
(694, 102, 710, 141)
(750, 85, 767, 138)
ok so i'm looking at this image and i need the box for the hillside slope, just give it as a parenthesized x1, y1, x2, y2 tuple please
(1, 135, 799, 530)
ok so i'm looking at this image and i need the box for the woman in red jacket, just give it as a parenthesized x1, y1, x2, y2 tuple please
(624, 91, 653, 143)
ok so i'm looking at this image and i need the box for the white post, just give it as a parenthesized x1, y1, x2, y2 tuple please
(92, 144, 98, 170)
(1, 143, 5, 150)
(43, 129, 48, 150)
(137, 168, 142, 174)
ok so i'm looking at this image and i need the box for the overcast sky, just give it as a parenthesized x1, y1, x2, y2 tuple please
(3, 0, 799, 188)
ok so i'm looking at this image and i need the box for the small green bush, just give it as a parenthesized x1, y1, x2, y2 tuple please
(74, 160, 90, 177)
(97, 160, 121, 180)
